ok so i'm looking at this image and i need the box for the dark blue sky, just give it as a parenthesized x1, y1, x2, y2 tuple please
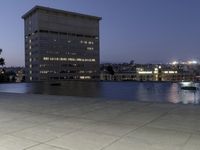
(0, 0, 200, 66)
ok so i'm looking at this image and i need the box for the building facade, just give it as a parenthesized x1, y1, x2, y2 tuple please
(22, 6, 101, 81)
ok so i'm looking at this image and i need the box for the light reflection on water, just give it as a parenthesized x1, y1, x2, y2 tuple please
(0, 81, 199, 104)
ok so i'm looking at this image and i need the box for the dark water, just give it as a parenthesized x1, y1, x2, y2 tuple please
(0, 81, 199, 104)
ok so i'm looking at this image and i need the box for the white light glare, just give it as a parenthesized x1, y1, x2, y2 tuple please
(172, 61, 178, 65)
(188, 60, 197, 64)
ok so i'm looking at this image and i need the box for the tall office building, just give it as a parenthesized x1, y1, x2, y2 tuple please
(22, 6, 101, 81)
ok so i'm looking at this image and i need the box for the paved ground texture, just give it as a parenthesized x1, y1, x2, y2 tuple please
(0, 93, 200, 150)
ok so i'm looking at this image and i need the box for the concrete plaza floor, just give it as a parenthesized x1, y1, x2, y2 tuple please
(0, 92, 200, 150)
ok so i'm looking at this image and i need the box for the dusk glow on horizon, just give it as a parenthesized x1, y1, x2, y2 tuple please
(0, 0, 200, 67)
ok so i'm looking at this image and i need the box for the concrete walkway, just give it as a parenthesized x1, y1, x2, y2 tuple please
(0, 93, 199, 150)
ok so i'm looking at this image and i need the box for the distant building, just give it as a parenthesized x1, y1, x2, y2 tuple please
(100, 61, 200, 82)
(3, 67, 25, 82)
(22, 6, 101, 82)
(100, 63, 136, 81)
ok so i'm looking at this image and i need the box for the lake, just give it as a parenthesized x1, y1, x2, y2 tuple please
(0, 81, 199, 104)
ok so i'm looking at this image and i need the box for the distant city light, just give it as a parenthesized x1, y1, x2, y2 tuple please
(138, 71, 153, 74)
(170, 60, 199, 65)
(172, 61, 178, 65)
(163, 71, 177, 74)
(188, 60, 197, 64)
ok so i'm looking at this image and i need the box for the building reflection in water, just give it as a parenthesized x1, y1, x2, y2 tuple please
(0, 82, 199, 104)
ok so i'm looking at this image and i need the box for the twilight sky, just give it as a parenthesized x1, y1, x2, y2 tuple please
(0, 0, 200, 66)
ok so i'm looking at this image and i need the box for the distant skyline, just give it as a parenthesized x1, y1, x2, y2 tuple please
(0, 0, 200, 66)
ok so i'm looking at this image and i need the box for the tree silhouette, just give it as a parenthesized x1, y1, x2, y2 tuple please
(106, 65, 115, 75)
(0, 49, 6, 82)
(0, 58, 5, 66)
(0, 49, 5, 67)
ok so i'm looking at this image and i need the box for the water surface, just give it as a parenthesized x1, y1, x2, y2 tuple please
(0, 81, 199, 104)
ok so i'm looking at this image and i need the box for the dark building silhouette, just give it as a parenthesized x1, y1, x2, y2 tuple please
(22, 6, 101, 81)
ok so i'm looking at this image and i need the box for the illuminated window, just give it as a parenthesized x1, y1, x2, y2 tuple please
(85, 76, 91, 79)
(40, 71, 48, 74)
(86, 47, 94, 51)
(43, 57, 49, 61)
(77, 58, 82, 61)
(60, 58, 67, 61)
(29, 46, 32, 50)
(68, 58, 75, 61)
(30, 77, 32, 81)
(154, 71, 158, 74)
(29, 52, 32, 56)
(80, 76, 91, 79)
(29, 64, 32, 68)
(80, 76, 85, 79)
(138, 71, 152, 74)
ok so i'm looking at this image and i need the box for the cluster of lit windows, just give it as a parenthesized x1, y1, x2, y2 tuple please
(79, 70, 93, 73)
(40, 71, 57, 74)
(40, 64, 47, 67)
(43, 57, 96, 62)
(138, 71, 153, 74)
(40, 71, 48, 74)
(163, 71, 178, 74)
(80, 40, 94, 45)
(80, 76, 91, 79)
(86, 47, 94, 51)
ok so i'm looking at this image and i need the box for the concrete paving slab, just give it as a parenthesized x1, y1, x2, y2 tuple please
(47, 131, 119, 150)
(0, 93, 199, 150)
(0, 135, 38, 150)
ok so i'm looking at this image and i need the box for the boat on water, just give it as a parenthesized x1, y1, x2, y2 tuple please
(179, 81, 199, 91)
